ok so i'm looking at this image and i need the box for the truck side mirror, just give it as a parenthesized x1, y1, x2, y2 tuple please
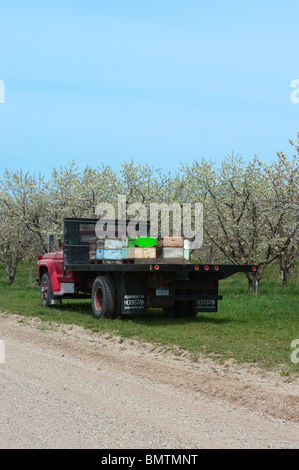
(48, 234, 54, 252)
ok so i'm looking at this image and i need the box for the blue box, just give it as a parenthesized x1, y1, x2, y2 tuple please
(103, 249, 123, 260)
(96, 249, 104, 260)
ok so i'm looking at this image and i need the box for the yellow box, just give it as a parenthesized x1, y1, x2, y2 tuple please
(134, 247, 156, 259)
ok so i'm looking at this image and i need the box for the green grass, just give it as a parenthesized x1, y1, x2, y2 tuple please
(0, 262, 298, 376)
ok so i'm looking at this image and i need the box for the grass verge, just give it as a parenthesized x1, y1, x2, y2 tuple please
(0, 262, 298, 376)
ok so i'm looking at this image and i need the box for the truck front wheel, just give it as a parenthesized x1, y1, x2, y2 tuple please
(40, 272, 62, 307)
(40, 272, 54, 307)
(91, 276, 116, 319)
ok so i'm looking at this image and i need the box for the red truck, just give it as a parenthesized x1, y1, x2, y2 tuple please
(37, 218, 257, 319)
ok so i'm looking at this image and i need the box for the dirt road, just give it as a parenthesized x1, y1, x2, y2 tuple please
(0, 312, 298, 449)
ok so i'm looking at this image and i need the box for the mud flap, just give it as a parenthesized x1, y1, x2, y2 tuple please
(121, 273, 147, 314)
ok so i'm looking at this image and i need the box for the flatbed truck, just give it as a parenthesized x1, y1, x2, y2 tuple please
(37, 218, 257, 318)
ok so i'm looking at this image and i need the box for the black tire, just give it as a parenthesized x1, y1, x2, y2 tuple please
(40, 272, 53, 307)
(183, 301, 198, 317)
(91, 276, 116, 319)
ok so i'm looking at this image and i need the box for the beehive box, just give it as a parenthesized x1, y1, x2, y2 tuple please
(162, 247, 184, 258)
(128, 247, 135, 258)
(134, 247, 156, 259)
(96, 249, 104, 260)
(128, 237, 137, 247)
(162, 237, 184, 247)
(89, 238, 97, 260)
(103, 249, 123, 260)
(97, 239, 104, 249)
(104, 238, 123, 250)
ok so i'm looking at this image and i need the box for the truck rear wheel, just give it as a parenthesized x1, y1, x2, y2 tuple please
(91, 276, 116, 319)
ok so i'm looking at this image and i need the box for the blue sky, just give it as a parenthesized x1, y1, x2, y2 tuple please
(0, 0, 298, 177)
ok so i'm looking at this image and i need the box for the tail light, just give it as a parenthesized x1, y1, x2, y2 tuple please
(204, 265, 209, 271)
(214, 266, 219, 271)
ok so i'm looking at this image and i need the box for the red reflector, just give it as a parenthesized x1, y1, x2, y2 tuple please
(194, 265, 199, 271)
(154, 265, 159, 270)
(204, 265, 209, 271)
(38, 255, 43, 260)
(252, 266, 257, 272)
(214, 266, 219, 271)
(149, 265, 153, 270)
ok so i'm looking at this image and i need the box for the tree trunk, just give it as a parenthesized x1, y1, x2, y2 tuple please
(246, 266, 263, 294)
(8, 266, 17, 285)
(278, 253, 287, 286)
(5, 261, 18, 285)
(278, 269, 287, 286)
(247, 273, 259, 294)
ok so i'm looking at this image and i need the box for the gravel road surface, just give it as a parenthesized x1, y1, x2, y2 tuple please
(0, 312, 298, 449)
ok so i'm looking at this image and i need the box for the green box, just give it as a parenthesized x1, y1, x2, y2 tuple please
(128, 237, 136, 247)
(135, 237, 157, 247)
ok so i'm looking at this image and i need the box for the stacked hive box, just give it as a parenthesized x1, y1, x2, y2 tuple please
(89, 236, 191, 264)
